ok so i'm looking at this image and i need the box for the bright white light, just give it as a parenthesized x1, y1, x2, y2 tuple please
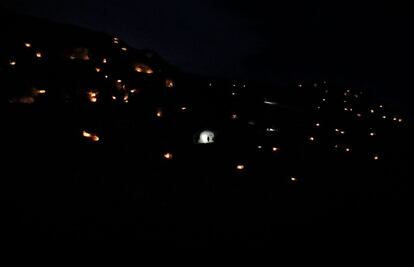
(264, 100, 277, 105)
(266, 128, 276, 133)
(198, 130, 215, 144)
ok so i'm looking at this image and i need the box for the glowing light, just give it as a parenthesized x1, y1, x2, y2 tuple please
(257, 145, 263, 149)
(322, 98, 326, 102)
(370, 109, 375, 114)
(95, 67, 101, 73)
(398, 118, 403, 123)
(10, 60, 16, 66)
(335, 129, 340, 132)
(166, 79, 174, 88)
(373, 155, 380, 161)
(243, 84, 246, 88)
(345, 148, 351, 152)
(105, 75, 109, 79)
(231, 114, 238, 120)
(309, 137, 315, 142)
(35, 52, 42, 58)
(315, 123, 320, 127)
(266, 128, 276, 132)
(316, 106, 321, 110)
(209, 83, 212, 87)
(340, 131, 345, 135)
(33, 89, 46, 95)
(123, 95, 129, 103)
(113, 40, 119, 44)
(379, 105, 384, 108)
(313, 83, 318, 87)
(198, 130, 215, 144)
(156, 110, 163, 118)
(236, 165, 245, 170)
(116, 79, 122, 83)
(82, 131, 100, 142)
(393, 117, 398, 121)
(233, 84, 236, 87)
(112, 96, 117, 100)
(146, 69, 154, 74)
(356, 113, 362, 118)
(272, 147, 280, 152)
(130, 89, 138, 94)
(181, 107, 187, 111)
(232, 92, 236, 96)
(344, 108, 348, 111)
(87, 90, 98, 103)
(121, 47, 128, 51)
(24, 43, 32, 48)
(298, 84, 303, 88)
(103, 58, 107, 64)
(264, 100, 278, 105)
(370, 132, 376, 137)
(163, 153, 173, 160)
(382, 115, 387, 119)
(291, 177, 297, 182)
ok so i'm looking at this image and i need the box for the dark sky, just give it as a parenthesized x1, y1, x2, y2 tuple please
(3, 0, 413, 111)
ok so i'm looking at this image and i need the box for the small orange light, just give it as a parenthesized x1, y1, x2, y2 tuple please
(166, 79, 174, 88)
(146, 69, 154, 74)
(96, 67, 101, 73)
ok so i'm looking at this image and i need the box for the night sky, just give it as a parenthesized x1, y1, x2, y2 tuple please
(3, 0, 413, 113)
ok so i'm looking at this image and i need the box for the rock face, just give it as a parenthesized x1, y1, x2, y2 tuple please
(1, 10, 411, 241)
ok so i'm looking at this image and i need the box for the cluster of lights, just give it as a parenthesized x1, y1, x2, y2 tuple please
(87, 90, 99, 103)
(82, 130, 100, 142)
